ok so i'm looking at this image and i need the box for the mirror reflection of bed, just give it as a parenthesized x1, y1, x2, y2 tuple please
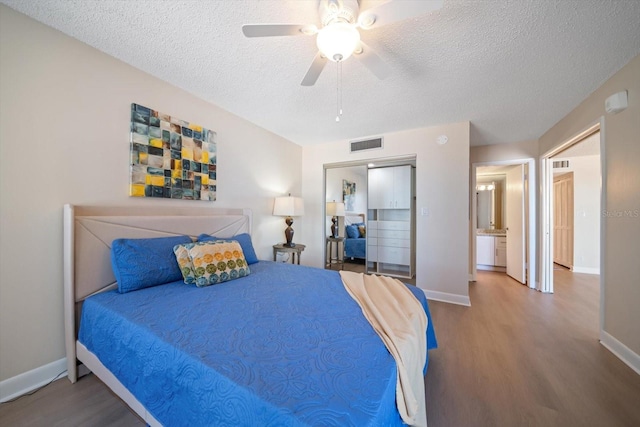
(325, 164, 368, 273)
(343, 213, 367, 272)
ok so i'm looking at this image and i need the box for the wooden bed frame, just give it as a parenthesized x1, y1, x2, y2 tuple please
(62, 204, 252, 426)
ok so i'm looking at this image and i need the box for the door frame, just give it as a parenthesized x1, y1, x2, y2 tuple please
(470, 158, 536, 288)
(539, 120, 604, 339)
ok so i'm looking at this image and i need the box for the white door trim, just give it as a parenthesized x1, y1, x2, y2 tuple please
(539, 120, 604, 337)
(470, 158, 536, 289)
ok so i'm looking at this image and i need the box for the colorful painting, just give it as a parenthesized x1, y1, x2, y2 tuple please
(129, 103, 217, 201)
(343, 179, 356, 212)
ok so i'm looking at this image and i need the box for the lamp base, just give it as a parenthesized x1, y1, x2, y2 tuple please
(284, 217, 295, 247)
(331, 216, 338, 238)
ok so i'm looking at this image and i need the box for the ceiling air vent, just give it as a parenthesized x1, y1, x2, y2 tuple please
(553, 160, 570, 169)
(350, 137, 383, 153)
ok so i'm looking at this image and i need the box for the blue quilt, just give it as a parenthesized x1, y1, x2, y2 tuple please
(79, 261, 437, 426)
(344, 237, 366, 259)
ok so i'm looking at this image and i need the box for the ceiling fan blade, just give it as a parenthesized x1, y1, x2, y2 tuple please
(353, 41, 391, 80)
(358, 0, 443, 30)
(301, 52, 328, 86)
(242, 24, 317, 38)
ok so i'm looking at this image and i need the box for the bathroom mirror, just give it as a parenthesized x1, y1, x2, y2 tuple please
(476, 176, 505, 230)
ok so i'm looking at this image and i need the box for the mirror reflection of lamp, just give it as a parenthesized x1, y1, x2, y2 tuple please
(326, 201, 346, 238)
(273, 194, 305, 247)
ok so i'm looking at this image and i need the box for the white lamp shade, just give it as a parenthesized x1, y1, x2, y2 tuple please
(273, 196, 305, 217)
(316, 22, 360, 62)
(326, 201, 346, 217)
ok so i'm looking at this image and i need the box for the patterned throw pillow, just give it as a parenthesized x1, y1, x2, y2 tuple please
(175, 240, 250, 287)
(358, 225, 366, 237)
(173, 244, 197, 285)
(197, 233, 259, 265)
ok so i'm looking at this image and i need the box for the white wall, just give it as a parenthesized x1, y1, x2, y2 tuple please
(470, 140, 539, 163)
(553, 155, 601, 273)
(302, 123, 471, 305)
(0, 6, 302, 383)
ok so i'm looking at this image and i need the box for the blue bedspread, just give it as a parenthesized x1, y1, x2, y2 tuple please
(79, 261, 437, 426)
(344, 237, 366, 259)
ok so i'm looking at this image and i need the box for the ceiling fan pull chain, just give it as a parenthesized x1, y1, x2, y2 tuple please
(335, 60, 343, 122)
(339, 60, 343, 117)
(336, 61, 340, 122)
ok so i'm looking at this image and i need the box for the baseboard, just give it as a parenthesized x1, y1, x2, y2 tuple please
(477, 265, 506, 272)
(423, 290, 471, 306)
(600, 331, 640, 376)
(571, 266, 600, 275)
(0, 357, 67, 403)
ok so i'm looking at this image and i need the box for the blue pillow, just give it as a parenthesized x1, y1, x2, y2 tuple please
(345, 225, 360, 239)
(197, 233, 259, 265)
(111, 235, 192, 294)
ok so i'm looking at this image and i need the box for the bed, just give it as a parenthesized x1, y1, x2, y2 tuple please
(63, 205, 436, 426)
(344, 213, 366, 260)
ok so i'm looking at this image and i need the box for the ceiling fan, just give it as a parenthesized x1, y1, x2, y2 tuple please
(242, 0, 444, 86)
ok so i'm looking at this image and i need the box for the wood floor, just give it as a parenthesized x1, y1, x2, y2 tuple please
(1, 270, 638, 426)
(0, 370, 142, 426)
(425, 269, 640, 427)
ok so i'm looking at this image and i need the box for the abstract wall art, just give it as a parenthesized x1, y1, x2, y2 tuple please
(343, 179, 356, 212)
(129, 103, 217, 201)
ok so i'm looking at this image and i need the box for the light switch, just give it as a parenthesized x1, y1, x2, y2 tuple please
(421, 207, 429, 216)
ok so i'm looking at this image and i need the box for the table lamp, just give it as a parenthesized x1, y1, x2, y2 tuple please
(273, 194, 305, 247)
(326, 201, 345, 238)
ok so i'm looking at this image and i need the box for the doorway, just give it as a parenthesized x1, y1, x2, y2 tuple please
(471, 159, 536, 287)
(541, 125, 602, 287)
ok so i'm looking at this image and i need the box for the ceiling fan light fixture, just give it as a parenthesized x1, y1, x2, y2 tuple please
(316, 23, 360, 62)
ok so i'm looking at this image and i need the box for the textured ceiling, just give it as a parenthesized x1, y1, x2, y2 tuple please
(3, 0, 639, 146)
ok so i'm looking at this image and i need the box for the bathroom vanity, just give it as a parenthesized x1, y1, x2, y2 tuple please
(476, 231, 507, 271)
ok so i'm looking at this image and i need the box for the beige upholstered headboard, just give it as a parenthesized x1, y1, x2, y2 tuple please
(345, 212, 365, 225)
(63, 204, 251, 382)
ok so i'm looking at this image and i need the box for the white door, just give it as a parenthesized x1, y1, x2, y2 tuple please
(553, 172, 574, 268)
(506, 164, 526, 283)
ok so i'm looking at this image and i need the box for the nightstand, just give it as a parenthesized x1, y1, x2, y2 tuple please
(325, 236, 345, 270)
(273, 243, 305, 265)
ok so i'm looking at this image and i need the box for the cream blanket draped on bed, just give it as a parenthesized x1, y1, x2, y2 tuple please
(339, 271, 428, 427)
